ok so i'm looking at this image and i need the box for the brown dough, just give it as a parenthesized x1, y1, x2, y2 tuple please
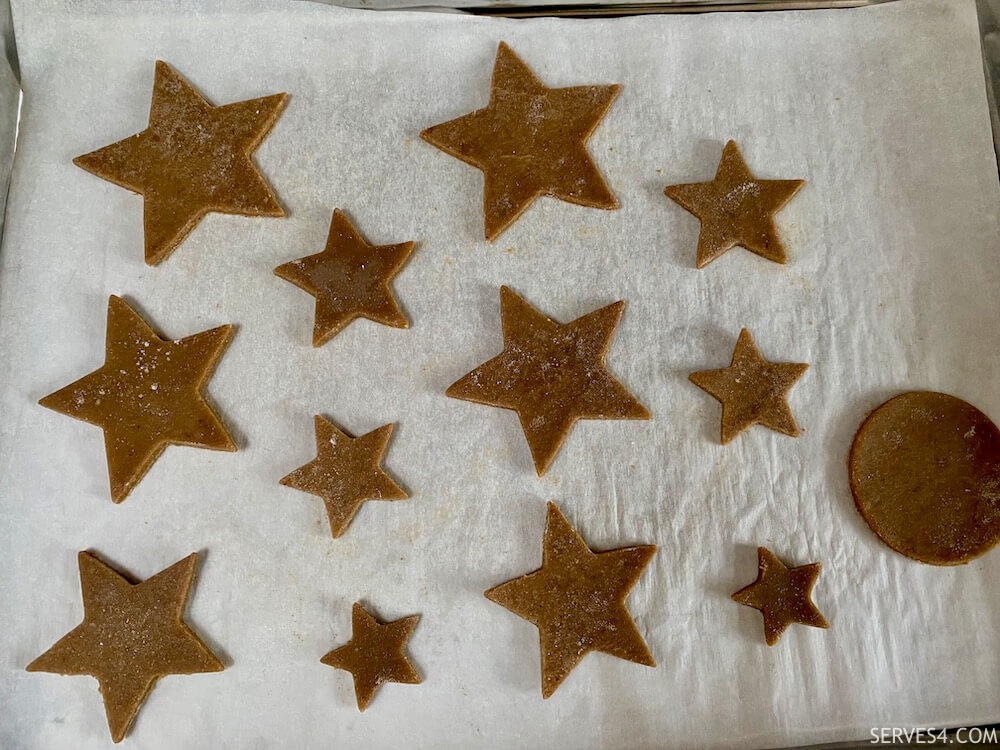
(421, 41, 619, 241)
(274, 209, 414, 347)
(74, 61, 286, 265)
(26, 552, 223, 743)
(688, 328, 807, 444)
(485, 502, 656, 698)
(446, 286, 649, 475)
(279, 416, 407, 538)
(848, 391, 1000, 565)
(664, 140, 804, 268)
(38, 295, 236, 503)
(320, 602, 421, 711)
(731, 547, 828, 646)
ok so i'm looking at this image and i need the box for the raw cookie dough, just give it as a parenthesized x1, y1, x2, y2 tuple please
(421, 41, 619, 242)
(848, 391, 1000, 565)
(279, 416, 407, 538)
(664, 140, 804, 268)
(447, 286, 649, 475)
(274, 209, 414, 347)
(485, 502, 656, 698)
(38, 295, 237, 503)
(74, 60, 286, 265)
(26, 551, 223, 743)
(731, 546, 828, 646)
(688, 328, 807, 444)
(320, 602, 421, 711)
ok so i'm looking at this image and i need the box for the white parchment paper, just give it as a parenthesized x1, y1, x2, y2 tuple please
(1, 0, 999, 747)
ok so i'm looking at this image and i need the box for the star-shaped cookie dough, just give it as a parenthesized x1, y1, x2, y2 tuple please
(74, 61, 286, 265)
(485, 502, 656, 698)
(274, 209, 414, 347)
(664, 140, 804, 268)
(321, 602, 421, 710)
(279, 416, 407, 538)
(731, 546, 828, 646)
(39, 296, 236, 503)
(446, 286, 648, 475)
(26, 551, 223, 743)
(421, 41, 620, 241)
(688, 328, 807, 444)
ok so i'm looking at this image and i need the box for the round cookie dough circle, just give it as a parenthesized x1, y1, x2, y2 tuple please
(849, 391, 1000, 565)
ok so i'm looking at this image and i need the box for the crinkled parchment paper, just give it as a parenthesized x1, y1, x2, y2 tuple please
(1, 0, 999, 747)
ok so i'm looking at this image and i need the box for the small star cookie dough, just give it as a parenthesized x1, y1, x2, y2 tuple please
(732, 546, 828, 646)
(447, 286, 648, 475)
(279, 416, 408, 538)
(485, 502, 656, 698)
(321, 602, 421, 710)
(27, 551, 223, 743)
(74, 61, 286, 265)
(849, 391, 1000, 565)
(422, 42, 620, 241)
(689, 328, 807, 444)
(39, 296, 237, 503)
(664, 140, 804, 268)
(274, 209, 414, 347)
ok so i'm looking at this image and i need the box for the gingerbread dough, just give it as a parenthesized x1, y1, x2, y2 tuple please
(27, 552, 223, 743)
(321, 602, 421, 711)
(446, 286, 649, 475)
(848, 391, 1000, 565)
(421, 42, 619, 241)
(664, 140, 804, 268)
(74, 61, 286, 265)
(485, 502, 656, 698)
(39, 296, 236, 503)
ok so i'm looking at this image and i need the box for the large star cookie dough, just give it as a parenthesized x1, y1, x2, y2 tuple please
(74, 61, 286, 265)
(321, 602, 421, 710)
(689, 328, 807, 444)
(39, 296, 237, 503)
(732, 546, 828, 646)
(27, 552, 223, 743)
(274, 209, 414, 347)
(279, 416, 408, 538)
(421, 42, 620, 241)
(664, 140, 804, 268)
(447, 286, 648, 475)
(849, 391, 1000, 565)
(485, 502, 656, 698)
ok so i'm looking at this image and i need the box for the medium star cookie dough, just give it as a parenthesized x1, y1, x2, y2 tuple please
(732, 547, 828, 646)
(321, 602, 421, 710)
(664, 140, 804, 268)
(485, 502, 656, 698)
(27, 552, 223, 743)
(274, 209, 414, 347)
(447, 286, 648, 475)
(421, 42, 620, 241)
(39, 296, 236, 503)
(74, 61, 286, 265)
(279, 416, 408, 538)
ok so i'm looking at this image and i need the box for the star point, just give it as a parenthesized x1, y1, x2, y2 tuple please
(732, 546, 828, 646)
(447, 286, 648, 475)
(689, 328, 807, 444)
(485, 502, 656, 698)
(664, 140, 804, 268)
(421, 42, 620, 241)
(274, 209, 414, 347)
(38, 295, 237, 503)
(320, 602, 421, 710)
(26, 551, 223, 743)
(74, 60, 287, 265)
(279, 416, 408, 538)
